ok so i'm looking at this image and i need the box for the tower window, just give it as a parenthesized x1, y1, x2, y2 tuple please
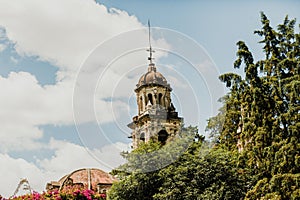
(139, 96, 143, 111)
(158, 130, 168, 145)
(140, 132, 145, 141)
(158, 93, 163, 105)
(147, 93, 153, 105)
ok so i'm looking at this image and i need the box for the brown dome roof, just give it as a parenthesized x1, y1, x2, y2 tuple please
(136, 64, 170, 88)
(59, 168, 117, 190)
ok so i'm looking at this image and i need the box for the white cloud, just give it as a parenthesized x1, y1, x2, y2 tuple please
(0, 43, 6, 52)
(37, 139, 127, 174)
(0, 154, 47, 198)
(0, 140, 128, 198)
(37, 139, 102, 174)
(0, 72, 74, 151)
(0, 0, 143, 73)
(0, 70, 134, 152)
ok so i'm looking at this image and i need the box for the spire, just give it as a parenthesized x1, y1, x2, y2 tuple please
(147, 20, 155, 64)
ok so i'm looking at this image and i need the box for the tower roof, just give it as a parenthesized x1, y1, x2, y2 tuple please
(136, 63, 171, 90)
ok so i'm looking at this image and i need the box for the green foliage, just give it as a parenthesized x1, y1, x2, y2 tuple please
(109, 140, 163, 200)
(154, 147, 250, 200)
(211, 12, 300, 198)
(108, 170, 161, 200)
(109, 126, 198, 200)
(114, 126, 197, 174)
(245, 174, 300, 200)
(109, 127, 249, 200)
(206, 97, 226, 143)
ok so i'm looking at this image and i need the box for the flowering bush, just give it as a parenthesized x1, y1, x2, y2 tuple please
(4, 188, 106, 200)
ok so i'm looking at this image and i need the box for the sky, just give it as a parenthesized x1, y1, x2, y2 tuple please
(0, 0, 299, 197)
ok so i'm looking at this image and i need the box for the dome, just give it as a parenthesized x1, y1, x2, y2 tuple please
(60, 168, 117, 190)
(46, 168, 117, 191)
(136, 64, 170, 88)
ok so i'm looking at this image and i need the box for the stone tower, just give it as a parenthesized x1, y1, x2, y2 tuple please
(127, 62, 183, 149)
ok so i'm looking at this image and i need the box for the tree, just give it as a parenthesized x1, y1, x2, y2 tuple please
(215, 12, 300, 199)
(205, 97, 226, 144)
(109, 127, 249, 200)
(108, 140, 163, 200)
(108, 126, 198, 200)
(153, 145, 249, 200)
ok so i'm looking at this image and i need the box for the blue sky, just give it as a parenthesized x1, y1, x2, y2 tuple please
(0, 0, 299, 197)
(98, 0, 300, 70)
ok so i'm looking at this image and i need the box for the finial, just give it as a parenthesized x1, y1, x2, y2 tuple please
(147, 20, 155, 64)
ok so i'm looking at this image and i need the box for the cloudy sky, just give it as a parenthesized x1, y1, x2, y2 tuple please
(0, 0, 299, 197)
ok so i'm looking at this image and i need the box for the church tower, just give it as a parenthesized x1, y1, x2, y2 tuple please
(127, 26, 183, 149)
(127, 62, 183, 149)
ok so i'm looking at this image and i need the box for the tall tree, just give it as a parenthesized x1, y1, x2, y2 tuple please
(216, 12, 300, 199)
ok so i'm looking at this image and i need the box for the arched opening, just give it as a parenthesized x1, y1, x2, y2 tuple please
(158, 93, 163, 105)
(139, 96, 143, 112)
(140, 132, 145, 142)
(147, 93, 153, 105)
(158, 130, 168, 145)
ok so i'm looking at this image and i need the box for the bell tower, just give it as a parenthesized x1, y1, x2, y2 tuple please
(127, 21, 183, 149)
(127, 62, 183, 149)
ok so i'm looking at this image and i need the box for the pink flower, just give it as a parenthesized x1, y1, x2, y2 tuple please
(52, 189, 59, 195)
(73, 189, 81, 196)
(32, 191, 42, 200)
(82, 189, 94, 200)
